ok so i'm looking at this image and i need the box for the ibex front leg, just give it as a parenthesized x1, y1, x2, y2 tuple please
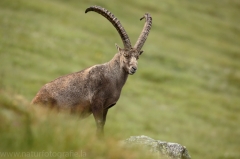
(91, 102, 108, 138)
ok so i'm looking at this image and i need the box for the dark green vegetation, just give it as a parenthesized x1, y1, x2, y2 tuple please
(0, 0, 240, 158)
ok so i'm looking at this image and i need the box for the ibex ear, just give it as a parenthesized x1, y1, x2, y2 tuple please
(139, 50, 144, 55)
(115, 43, 123, 53)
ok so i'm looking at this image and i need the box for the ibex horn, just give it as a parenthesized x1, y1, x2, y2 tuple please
(134, 13, 152, 52)
(85, 6, 132, 49)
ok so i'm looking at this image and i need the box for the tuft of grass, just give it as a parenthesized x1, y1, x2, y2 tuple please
(0, 92, 160, 159)
(0, 0, 240, 159)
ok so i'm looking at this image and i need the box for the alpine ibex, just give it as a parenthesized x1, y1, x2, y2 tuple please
(31, 5, 152, 136)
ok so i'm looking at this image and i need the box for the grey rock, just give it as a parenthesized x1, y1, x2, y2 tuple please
(124, 135, 191, 159)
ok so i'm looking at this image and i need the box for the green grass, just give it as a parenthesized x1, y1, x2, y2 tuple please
(0, 0, 240, 158)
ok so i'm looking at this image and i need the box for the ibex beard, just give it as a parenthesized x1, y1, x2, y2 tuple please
(31, 5, 152, 137)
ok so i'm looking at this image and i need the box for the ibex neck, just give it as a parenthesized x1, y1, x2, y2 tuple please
(107, 53, 128, 87)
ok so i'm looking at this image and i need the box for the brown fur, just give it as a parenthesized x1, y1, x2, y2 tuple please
(31, 6, 152, 136)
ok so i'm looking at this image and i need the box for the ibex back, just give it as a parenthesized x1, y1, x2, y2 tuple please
(31, 5, 152, 136)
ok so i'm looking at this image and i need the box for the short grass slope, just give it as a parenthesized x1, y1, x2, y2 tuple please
(0, 0, 240, 159)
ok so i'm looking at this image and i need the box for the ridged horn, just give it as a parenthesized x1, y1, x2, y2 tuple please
(85, 6, 132, 49)
(134, 13, 152, 51)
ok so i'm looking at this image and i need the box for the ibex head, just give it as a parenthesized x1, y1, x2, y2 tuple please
(85, 6, 152, 75)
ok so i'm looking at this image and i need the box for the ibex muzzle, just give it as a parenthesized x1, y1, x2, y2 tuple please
(31, 5, 152, 137)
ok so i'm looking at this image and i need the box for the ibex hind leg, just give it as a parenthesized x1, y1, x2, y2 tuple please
(31, 91, 58, 110)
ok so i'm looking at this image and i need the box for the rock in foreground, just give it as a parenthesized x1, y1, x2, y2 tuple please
(124, 135, 191, 159)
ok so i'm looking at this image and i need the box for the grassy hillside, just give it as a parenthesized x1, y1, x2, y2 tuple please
(0, 0, 240, 158)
